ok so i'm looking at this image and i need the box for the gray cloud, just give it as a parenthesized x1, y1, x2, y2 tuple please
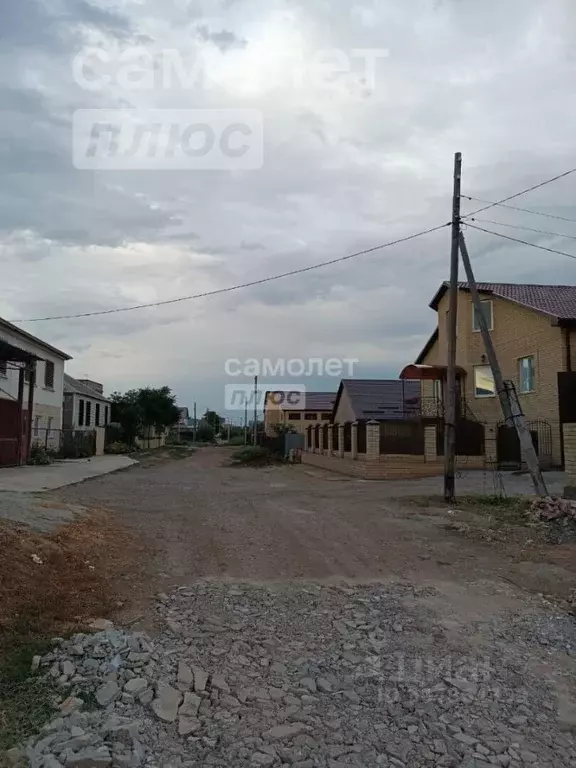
(1, 0, 575, 412)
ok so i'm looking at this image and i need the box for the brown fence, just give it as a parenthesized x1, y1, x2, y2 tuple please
(343, 423, 352, 452)
(332, 424, 339, 452)
(379, 420, 424, 455)
(436, 420, 485, 457)
(356, 421, 366, 453)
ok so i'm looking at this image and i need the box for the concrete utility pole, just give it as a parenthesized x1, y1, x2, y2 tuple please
(253, 375, 258, 446)
(244, 400, 248, 445)
(444, 151, 462, 502)
(193, 402, 197, 443)
(458, 233, 547, 496)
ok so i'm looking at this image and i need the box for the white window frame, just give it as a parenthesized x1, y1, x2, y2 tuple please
(518, 355, 536, 394)
(472, 300, 493, 332)
(473, 364, 496, 398)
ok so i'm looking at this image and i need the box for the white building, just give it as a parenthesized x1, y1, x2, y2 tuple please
(0, 317, 71, 465)
(0, 318, 70, 430)
(63, 375, 111, 430)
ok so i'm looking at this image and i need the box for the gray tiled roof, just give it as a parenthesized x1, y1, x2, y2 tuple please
(339, 379, 421, 421)
(431, 282, 576, 320)
(63, 374, 110, 402)
(281, 391, 336, 411)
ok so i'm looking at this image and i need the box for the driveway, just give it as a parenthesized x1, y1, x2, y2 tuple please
(31, 448, 576, 768)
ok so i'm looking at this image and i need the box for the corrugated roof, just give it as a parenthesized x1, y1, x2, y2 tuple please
(282, 391, 336, 411)
(0, 317, 71, 360)
(430, 282, 576, 320)
(338, 379, 421, 421)
(64, 374, 110, 402)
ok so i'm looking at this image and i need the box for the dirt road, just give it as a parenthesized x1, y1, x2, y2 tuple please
(51, 448, 575, 604)
(18, 448, 576, 766)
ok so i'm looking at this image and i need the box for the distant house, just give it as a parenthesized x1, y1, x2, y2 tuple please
(0, 317, 71, 465)
(264, 391, 336, 435)
(62, 375, 111, 431)
(403, 281, 576, 467)
(332, 379, 421, 423)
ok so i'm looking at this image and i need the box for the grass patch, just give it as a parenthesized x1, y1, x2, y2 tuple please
(0, 631, 56, 751)
(404, 494, 531, 527)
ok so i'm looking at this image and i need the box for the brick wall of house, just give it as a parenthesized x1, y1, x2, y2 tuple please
(421, 290, 566, 465)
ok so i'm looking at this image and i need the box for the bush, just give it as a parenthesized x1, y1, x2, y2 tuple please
(195, 424, 215, 443)
(105, 441, 133, 455)
(228, 435, 245, 446)
(231, 446, 270, 464)
(28, 443, 52, 466)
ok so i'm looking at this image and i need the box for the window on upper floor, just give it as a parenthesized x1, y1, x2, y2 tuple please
(95, 403, 100, 426)
(472, 300, 493, 332)
(104, 405, 109, 424)
(0, 360, 6, 377)
(519, 356, 536, 393)
(78, 399, 85, 426)
(86, 401, 92, 426)
(304, 413, 317, 420)
(44, 360, 55, 389)
(474, 365, 496, 397)
(321, 412, 332, 421)
(288, 412, 301, 421)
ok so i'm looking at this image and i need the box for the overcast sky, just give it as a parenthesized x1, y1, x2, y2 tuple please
(1, 0, 575, 418)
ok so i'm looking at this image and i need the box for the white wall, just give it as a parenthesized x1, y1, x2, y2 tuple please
(0, 325, 66, 429)
(70, 393, 110, 430)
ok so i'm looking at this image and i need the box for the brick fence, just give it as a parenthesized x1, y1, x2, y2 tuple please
(303, 421, 483, 480)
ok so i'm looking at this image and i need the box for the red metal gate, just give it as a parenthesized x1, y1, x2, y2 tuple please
(0, 400, 28, 466)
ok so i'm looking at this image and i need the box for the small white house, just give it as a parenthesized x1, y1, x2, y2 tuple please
(0, 318, 70, 430)
(63, 375, 111, 430)
(0, 317, 71, 465)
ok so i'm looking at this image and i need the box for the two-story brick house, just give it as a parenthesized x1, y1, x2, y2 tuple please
(408, 282, 576, 468)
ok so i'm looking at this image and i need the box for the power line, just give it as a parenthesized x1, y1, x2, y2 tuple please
(463, 196, 576, 224)
(470, 217, 576, 242)
(462, 166, 576, 218)
(11, 222, 451, 322)
(465, 223, 576, 261)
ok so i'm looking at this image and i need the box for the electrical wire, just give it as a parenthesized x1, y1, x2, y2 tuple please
(463, 196, 576, 224)
(10, 222, 451, 322)
(465, 223, 576, 261)
(470, 218, 576, 242)
(462, 167, 576, 218)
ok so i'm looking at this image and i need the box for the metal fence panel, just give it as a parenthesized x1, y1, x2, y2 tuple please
(379, 420, 424, 455)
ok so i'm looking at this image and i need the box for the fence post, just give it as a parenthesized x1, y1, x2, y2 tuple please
(338, 424, 345, 458)
(424, 425, 437, 463)
(351, 422, 358, 460)
(564, 423, 576, 498)
(366, 420, 380, 461)
(327, 426, 333, 456)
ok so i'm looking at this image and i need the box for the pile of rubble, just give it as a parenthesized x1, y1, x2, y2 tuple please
(8, 582, 576, 767)
(528, 496, 576, 523)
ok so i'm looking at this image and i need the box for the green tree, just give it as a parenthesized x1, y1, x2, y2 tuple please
(110, 387, 180, 444)
(203, 410, 223, 434)
(137, 386, 180, 434)
(109, 390, 142, 445)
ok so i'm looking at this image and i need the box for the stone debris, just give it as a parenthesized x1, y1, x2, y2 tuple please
(529, 495, 576, 522)
(19, 582, 576, 767)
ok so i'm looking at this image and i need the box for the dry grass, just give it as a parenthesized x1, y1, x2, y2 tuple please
(0, 512, 140, 646)
(0, 511, 143, 752)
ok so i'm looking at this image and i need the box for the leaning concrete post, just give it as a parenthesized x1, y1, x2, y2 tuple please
(366, 420, 380, 461)
(351, 422, 358, 460)
(338, 424, 345, 458)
